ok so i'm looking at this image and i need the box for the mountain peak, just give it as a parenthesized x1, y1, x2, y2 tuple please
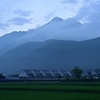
(50, 17, 63, 22)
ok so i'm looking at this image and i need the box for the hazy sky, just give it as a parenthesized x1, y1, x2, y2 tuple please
(0, 0, 100, 36)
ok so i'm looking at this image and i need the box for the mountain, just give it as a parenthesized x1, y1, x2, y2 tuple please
(0, 16, 100, 55)
(48, 17, 63, 23)
(0, 17, 82, 55)
(29, 17, 82, 41)
(0, 38, 100, 74)
(0, 31, 29, 55)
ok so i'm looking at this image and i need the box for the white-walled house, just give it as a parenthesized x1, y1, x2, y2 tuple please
(18, 69, 35, 79)
(59, 70, 71, 79)
(41, 70, 55, 78)
(18, 69, 71, 80)
(32, 70, 44, 78)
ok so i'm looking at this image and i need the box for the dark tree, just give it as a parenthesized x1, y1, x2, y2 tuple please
(72, 66, 83, 79)
(0, 73, 5, 79)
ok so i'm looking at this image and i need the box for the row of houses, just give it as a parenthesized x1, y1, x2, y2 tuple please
(18, 69, 72, 80)
(18, 69, 100, 80)
(82, 70, 100, 80)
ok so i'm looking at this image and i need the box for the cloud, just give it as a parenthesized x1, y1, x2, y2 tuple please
(73, 0, 100, 22)
(61, 0, 77, 4)
(14, 10, 33, 17)
(0, 23, 9, 30)
(8, 17, 32, 25)
(45, 12, 55, 21)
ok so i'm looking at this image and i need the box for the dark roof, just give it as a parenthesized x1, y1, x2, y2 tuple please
(32, 70, 44, 78)
(42, 70, 54, 78)
(59, 70, 71, 77)
(20, 69, 71, 78)
(51, 70, 62, 78)
(23, 69, 35, 78)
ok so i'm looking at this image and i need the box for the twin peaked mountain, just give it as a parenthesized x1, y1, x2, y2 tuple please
(0, 17, 100, 74)
(0, 17, 82, 54)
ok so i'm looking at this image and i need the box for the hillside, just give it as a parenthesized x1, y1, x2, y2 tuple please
(0, 38, 100, 74)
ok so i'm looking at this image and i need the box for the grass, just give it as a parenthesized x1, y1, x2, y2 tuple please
(0, 90, 100, 100)
(0, 81, 100, 100)
(0, 81, 100, 92)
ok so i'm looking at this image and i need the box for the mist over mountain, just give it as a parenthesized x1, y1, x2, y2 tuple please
(26, 17, 82, 41)
(0, 38, 100, 74)
(0, 17, 83, 55)
(0, 31, 28, 54)
(0, 17, 100, 55)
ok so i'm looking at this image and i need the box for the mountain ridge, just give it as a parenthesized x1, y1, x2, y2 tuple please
(0, 38, 100, 74)
(0, 17, 83, 55)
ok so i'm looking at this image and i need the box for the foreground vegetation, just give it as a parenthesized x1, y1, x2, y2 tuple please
(0, 90, 100, 100)
(0, 81, 100, 100)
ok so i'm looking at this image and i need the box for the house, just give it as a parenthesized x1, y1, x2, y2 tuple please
(51, 70, 62, 79)
(18, 69, 35, 79)
(81, 70, 100, 80)
(91, 71, 97, 75)
(92, 70, 100, 79)
(18, 69, 72, 80)
(59, 70, 71, 79)
(41, 70, 54, 79)
(32, 70, 44, 78)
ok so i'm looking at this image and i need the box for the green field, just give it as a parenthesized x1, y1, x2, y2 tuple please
(0, 81, 100, 100)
